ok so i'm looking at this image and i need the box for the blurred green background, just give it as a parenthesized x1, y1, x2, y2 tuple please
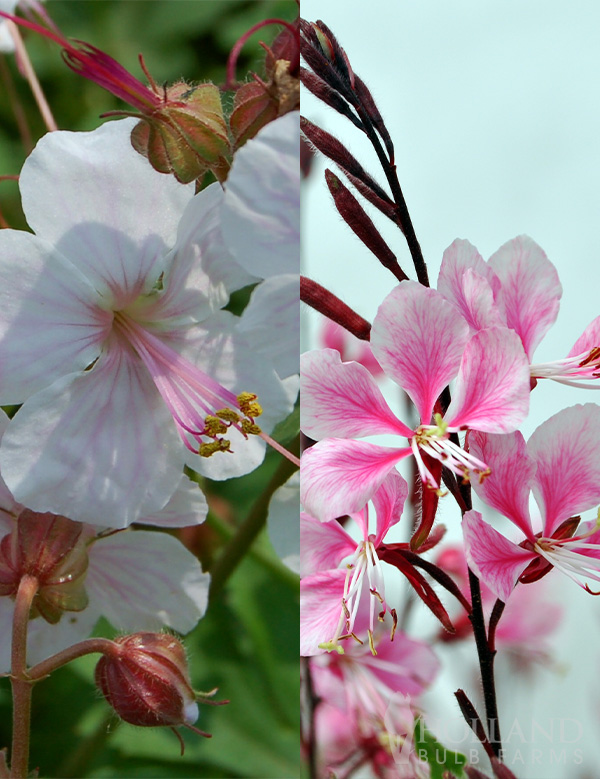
(0, 2, 299, 777)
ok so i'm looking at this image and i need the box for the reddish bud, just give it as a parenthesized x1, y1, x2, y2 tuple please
(95, 633, 202, 731)
(324, 169, 407, 282)
(0, 511, 89, 624)
(300, 277, 371, 341)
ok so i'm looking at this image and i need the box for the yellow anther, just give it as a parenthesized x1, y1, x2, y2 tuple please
(203, 416, 228, 435)
(318, 640, 345, 654)
(237, 392, 263, 418)
(240, 420, 262, 436)
(198, 439, 231, 458)
(215, 408, 240, 423)
(367, 629, 377, 656)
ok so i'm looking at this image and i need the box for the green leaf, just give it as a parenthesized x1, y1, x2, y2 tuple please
(413, 718, 468, 779)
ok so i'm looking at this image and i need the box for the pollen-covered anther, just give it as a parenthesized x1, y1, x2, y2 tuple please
(198, 440, 231, 458)
(579, 346, 600, 368)
(367, 629, 377, 656)
(215, 408, 241, 423)
(202, 416, 228, 436)
(237, 392, 263, 418)
(240, 420, 262, 436)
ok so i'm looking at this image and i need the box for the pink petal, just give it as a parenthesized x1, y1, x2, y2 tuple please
(300, 512, 356, 576)
(488, 236, 562, 360)
(20, 118, 194, 305)
(0, 231, 110, 404)
(301, 349, 412, 440)
(528, 404, 600, 536)
(359, 632, 440, 698)
(300, 439, 410, 522)
(372, 471, 408, 545)
(300, 570, 348, 655)
(437, 239, 503, 331)
(462, 510, 537, 602)
(86, 530, 210, 634)
(567, 315, 600, 359)
(445, 327, 530, 433)
(371, 281, 470, 422)
(468, 431, 536, 540)
(0, 345, 184, 528)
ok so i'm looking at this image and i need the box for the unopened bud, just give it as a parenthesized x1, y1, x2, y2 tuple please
(95, 633, 200, 729)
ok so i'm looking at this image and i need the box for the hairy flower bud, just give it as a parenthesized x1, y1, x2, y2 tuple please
(95, 633, 201, 730)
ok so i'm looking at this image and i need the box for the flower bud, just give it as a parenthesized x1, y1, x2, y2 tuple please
(0, 510, 89, 623)
(95, 633, 200, 729)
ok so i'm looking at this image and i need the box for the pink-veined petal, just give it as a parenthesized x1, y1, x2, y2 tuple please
(301, 349, 411, 440)
(0, 231, 110, 404)
(86, 530, 210, 634)
(137, 474, 208, 528)
(462, 510, 537, 602)
(371, 281, 470, 423)
(359, 632, 440, 698)
(437, 239, 503, 331)
(300, 512, 356, 577)
(445, 327, 530, 433)
(300, 569, 347, 656)
(300, 439, 409, 523)
(528, 404, 600, 536)
(221, 112, 299, 278)
(0, 345, 184, 528)
(468, 431, 536, 540)
(372, 471, 408, 546)
(567, 315, 600, 360)
(488, 236, 562, 360)
(20, 118, 194, 305)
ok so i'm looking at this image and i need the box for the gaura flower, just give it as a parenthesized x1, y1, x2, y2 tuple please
(300, 281, 531, 521)
(438, 236, 600, 388)
(462, 404, 600, 602)
(0, 118, 294, 526)
(300, 472, 407, 655)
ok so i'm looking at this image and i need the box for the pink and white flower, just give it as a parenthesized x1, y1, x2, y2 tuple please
(0, 118, 294, 526)
(300, 472, 407, 655)
(301, 281, 531, 521)
(438, 236, 600, 388)
(462, 404, 600, 602)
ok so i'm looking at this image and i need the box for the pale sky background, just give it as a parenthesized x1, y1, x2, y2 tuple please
(301, 3, 600, 778)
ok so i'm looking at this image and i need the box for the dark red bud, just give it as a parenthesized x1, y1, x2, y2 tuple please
(95, 633, 200, 730)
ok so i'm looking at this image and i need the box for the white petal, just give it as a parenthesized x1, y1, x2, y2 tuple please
(153, 183, 256, 328)
(221, 112, 299, 278)
(0, 347, 184, 528)
(86, 530, 210, 634)
(179, 311, 295, 480)
(138, 474, 208, 528)
(238, 274, 300, 378)
(267, 472, 300, 573)
(0, 231, 108, 403)
(20, 118, 194, 304)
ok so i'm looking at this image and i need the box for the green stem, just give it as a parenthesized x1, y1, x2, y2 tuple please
(208, 439, 299, 600)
